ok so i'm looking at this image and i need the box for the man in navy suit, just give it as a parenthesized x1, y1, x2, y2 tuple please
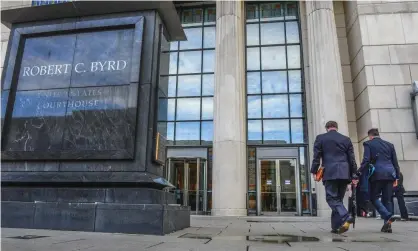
(311, 121, 358, 234)
(358, 128, 399, 233)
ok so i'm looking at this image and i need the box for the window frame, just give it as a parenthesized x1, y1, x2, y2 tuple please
(158, 5, 216, 146)
(244, 1, 308, 146)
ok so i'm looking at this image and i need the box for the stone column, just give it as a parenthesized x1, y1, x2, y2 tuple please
(212, 0, 247, 216)
(306, 1, 349, 217)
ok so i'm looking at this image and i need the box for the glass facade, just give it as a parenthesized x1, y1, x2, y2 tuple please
(245, 2, 311, 215)
(245, 2, 305, 145)
(158, 6, 216, 146)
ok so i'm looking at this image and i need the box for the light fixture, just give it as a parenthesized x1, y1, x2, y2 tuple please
(411, 81, 418, 139)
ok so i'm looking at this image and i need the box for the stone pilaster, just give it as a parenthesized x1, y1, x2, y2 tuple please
(212, 0, 247, 216)
(306, 1, 349, 217)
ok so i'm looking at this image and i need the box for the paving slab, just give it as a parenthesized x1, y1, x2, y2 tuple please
(2, 216, 418, 251)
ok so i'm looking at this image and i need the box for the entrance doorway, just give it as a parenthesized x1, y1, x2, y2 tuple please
(258, 159, 299, 215)
(166, 158, 211, 215)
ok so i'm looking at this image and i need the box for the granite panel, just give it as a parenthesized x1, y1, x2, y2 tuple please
(105, 188, 167, 204)
(15, 19, 76, 35)
(34, 202, 96, 231)
(70, 29, 134, 87)
(0, 161, 60, 171)
(2, 29, 21, 90)
(1, 90, 9, 128)
(163, 205, 190, 234)
(17, 34, 76, 90)
(1, 187, 44, 202)
(62, 85, 137, 157)
(2, 16, 145, 161)
(0, 171, 164, 185)
(2, 187, 105, 203)
(2, 85, 138, 160)
(75, 16, 142, 30)
(94, 203, 164, 235)
(58, 161, 137, 172)
(405, 197, 418, 216)
(54, 188, 105, 203)
(4, 89, 68, 153)
(1, 199, 189, 234)
(145, 15, 164, 176)
(2, 187, 175, 205)
(393, 196, 418, 217)
(166, 192, 176, 204)
(130, 17, 145, 83)
(137, 13, 156, 85)
(4, 187, 106, 203)
(1, 201, 35, 229)
(135, 83, 151, 171)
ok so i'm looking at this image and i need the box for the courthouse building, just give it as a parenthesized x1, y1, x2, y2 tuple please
(1, 0, 418, 230)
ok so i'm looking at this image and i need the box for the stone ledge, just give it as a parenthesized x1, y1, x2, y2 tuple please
(1, 201, 190, 235)
(1, 187, 176, 205)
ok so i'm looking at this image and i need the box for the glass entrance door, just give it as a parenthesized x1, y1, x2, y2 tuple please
(166, 158, 208, 214)
(259, 159, 298, 215)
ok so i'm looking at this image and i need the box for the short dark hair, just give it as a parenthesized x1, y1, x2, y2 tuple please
(325, 121, 338, 129)
(368, 128, 380, 136)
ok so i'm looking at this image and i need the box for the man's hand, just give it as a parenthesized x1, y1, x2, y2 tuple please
(352, 179, 359, 187)
(393, 179, 399, 188)
(351, 173, 359, 186)
(312, 174, 319, 182)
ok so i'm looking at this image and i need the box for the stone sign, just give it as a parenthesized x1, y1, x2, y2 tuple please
(2, 28, 139, 160)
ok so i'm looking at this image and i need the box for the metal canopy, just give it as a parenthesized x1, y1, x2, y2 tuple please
(0, 1, 186, 41)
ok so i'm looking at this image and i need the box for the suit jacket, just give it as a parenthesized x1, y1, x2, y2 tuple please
(310, 130, 357, 181)
(359, 137, 399, 181)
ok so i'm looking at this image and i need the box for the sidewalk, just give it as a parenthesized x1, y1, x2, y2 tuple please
(2, 216, 418, 251)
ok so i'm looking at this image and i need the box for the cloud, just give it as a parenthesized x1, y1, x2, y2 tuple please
(178, 51, 201, 74)
(180, 28, 202, 50)
(177, 75, 201, 96)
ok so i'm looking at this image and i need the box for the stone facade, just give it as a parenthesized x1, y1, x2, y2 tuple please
(344, 0, 418, 192)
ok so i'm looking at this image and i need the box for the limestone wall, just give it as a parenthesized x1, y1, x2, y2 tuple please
(344, 0, 418, 191)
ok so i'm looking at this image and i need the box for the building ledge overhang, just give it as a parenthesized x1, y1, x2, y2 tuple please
(1, 1, 186, 41)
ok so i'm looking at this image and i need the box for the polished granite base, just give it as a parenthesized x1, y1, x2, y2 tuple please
(393, 196, 418, 217)
(1, 187, 190, 235)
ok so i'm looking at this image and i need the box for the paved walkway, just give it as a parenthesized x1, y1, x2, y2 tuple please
(2, 216, 418, 251)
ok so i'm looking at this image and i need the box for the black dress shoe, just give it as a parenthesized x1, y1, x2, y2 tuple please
(381, 216, 396, 232)
(331, 229, 338, 234)
(382, 225, 392, 233)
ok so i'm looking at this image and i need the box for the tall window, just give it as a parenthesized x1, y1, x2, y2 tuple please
(245, 2, 305, 145)
(158, 7, 216, 146)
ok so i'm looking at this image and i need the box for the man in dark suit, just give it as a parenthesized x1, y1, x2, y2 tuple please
(311, 121, 358, 234)
(393, 172, 409, 221)
(358, 128, 399, 233)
